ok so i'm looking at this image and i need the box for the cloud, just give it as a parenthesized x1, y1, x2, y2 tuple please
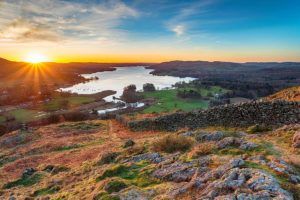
(167, 0, 217, 37)
(0, 0, 139, 43)
(171, 25, 185, 36)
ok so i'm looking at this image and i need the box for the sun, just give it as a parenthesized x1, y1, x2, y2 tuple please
(24, 52, 49, 64)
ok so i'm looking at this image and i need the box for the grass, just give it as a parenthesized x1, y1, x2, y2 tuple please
(215, 141, 281, 157)
(42, 96, 95, 111)
(54, 144, 82, 152)
(9, 109, 46, 123)
(142, 89, 208, 113)
(3, 173, 43, 189)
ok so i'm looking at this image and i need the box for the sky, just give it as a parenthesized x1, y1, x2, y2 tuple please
(0, 0, 300, 63)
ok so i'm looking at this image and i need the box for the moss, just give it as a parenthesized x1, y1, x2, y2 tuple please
(3, 173, 43, 189)
(244, 161, 289, 184)
(216, 147, 245, 156)
(104, 180, 127, 193)
(97, 162, 159, 188)
(33, 185, 60, 196)
(94, 192, 120, 200)
(254, 142, 281, 157)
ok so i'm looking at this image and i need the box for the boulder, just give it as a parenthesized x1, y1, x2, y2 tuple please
(292, 131, 300, 148)
(22, 168, 36, 178)
(123, 139, 135, 148)
(239, 141, 258, 150)
(98, 152, 119, 165)
(216, 137, 242, 149)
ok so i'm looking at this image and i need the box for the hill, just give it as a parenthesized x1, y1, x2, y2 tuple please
(267, 86, 300, 102)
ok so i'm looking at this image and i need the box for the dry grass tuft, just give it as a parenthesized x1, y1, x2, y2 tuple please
(152, 134, 194, 153)
(188, 142, 216, 158)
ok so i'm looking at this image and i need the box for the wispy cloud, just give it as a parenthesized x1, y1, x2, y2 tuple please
(167, 0, 217, 37)
(0, 0, 139, 43)
(171, 25, 185, 36)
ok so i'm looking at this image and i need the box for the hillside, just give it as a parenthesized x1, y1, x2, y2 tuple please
(0, 117, 300, 199)
(267, 86, 300, 102)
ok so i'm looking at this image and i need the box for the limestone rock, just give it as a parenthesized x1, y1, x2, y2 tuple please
(131, 152, 163, 163)
(195, 131, 224, 142)
(152, 162, 197, 182)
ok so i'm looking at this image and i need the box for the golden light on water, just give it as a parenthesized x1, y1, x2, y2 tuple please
(24, 52, 49, 64)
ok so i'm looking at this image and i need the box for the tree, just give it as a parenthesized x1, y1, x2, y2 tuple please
(143, 83, 156, 92)
(121, 84, 140, 103)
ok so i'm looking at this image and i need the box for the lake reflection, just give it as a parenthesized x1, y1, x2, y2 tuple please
(60, 66, 195, 101)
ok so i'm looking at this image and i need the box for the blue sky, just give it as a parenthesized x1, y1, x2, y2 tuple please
(0, 0, 299, 62)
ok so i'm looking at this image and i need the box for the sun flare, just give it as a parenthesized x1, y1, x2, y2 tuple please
(24, 52, 49, 64)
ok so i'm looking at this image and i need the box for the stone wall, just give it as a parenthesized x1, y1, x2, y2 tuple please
(126, 101, 300, 131)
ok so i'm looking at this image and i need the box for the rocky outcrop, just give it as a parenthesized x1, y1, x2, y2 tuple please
(126, 101, 300, 131)
(169, 158, 294, 200)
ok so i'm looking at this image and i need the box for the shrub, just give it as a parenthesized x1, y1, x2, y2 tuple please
(143, 83, 156, 92)
(247, 124, 271, 134)
(189, 142, 216, 158)
(104, 180, 127, 193)
(63, 111, 89, 121)
(152, 135, 194, 153)
(47, 114, 61, 124)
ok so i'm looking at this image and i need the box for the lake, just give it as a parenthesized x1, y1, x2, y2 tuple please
(60, 66, 195, 101)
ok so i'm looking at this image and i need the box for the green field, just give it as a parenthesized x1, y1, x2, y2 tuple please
(142, 86, 227, 114)
(142, 90, 208, 113)
(42, 96, 95, 111)
(9, 109, 47, 123)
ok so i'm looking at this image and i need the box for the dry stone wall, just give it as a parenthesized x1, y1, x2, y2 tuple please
(127, 101, 300, 131)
